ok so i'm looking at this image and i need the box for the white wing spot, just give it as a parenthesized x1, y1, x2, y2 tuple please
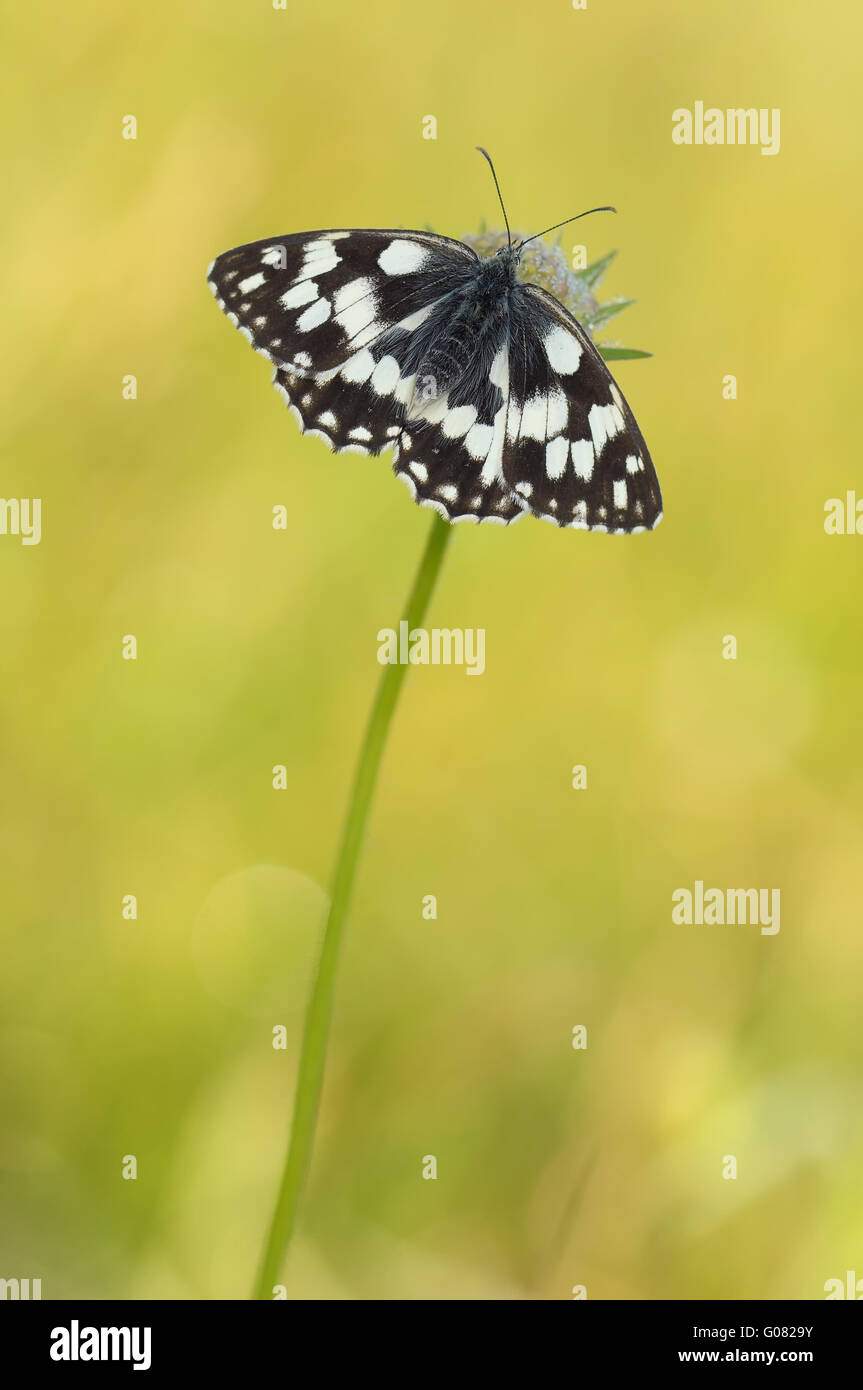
(333, 277, 374, 312)
(370, 355, 401, 395)
(519, 394, 548, 441)
(545, 436, 569, 480)
(378, 240, 429, 275)
(340, 349, 376, 383)
(303, 238, 336, 259)
(571, 439, 594, 481)
(589, 402, 624, 454)
(442, 405, 478, 438)
(335, 295, 379, 343)
(613, 479, 628, 510)
(296, 298, 331, 332)
(351, 321, 385, 350)
(480, 400, 508, 487)
(546, 389, 569, 437)
(298, 242, 341, 280)
(489, 346, 508, 390)
(464, 422, 493, 460)
(319, 411, 337, 428)
(409, 460, 428, 483)
(543, 325, 583, 374)
(280, 280, 318, 310)
(238, 272, 266, 294)
(626, 454, 643, 474)
(348, 426, 372, 441)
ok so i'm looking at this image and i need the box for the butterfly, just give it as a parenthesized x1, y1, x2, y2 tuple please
(207, 150, 662, 533)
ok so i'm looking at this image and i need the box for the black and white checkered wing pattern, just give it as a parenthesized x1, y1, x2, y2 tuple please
(208, 227, 661, 532)
(207, 229, 477, 456)
(503, 286, 663, 533)
(391, 341, 525, 525)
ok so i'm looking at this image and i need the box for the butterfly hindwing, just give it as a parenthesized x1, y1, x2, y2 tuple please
(503, 286, 663, 533)
(272, 355, 406, 457)
(390, 336, 526, 524)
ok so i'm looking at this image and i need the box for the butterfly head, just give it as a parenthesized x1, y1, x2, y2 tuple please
(493, 241, 523, 269)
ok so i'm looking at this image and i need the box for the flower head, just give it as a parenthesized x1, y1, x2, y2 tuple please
(461, 228, 648, 358)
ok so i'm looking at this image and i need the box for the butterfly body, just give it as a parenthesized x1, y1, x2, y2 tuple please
(208, 225, 662, 532)
(405, 247, 515, 422)
(411, 252, 511, 403)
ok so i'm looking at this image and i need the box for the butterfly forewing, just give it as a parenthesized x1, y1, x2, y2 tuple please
(207, 229, 477, 377)
(208, 229, 486, 461)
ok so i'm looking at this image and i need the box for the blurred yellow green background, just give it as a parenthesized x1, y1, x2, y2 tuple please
(2, 0, 862, 1300)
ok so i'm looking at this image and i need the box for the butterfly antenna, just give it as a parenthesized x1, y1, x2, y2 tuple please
(476, 147, 511, 249)
(519, 206, 616, 250)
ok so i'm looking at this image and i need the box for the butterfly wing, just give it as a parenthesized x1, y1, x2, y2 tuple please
(208, 229, 478, 454)
(208, 231, 661, 531)
(502, 285, 662, 533)
(390, 340, 525, 525)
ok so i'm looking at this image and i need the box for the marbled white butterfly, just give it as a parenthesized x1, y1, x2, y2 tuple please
(207, 150, 662, 533)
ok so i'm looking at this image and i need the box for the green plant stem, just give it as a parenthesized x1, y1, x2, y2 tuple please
(252, 512, 454, 1299)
